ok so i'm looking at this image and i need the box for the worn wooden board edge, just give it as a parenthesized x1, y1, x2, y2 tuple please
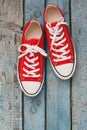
(71, 0, 87, 130)
(0, 0, 23, 130)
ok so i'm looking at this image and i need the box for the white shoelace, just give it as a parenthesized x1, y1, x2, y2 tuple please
(18, 44, 47, 78)
(46, 17, 71, 62)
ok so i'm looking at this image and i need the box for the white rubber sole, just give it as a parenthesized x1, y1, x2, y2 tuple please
(50, 46, 76, 80)
(17, 62, 44, 97)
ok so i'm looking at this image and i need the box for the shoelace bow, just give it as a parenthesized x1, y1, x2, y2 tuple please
(18, 44, 47, 78)
(46, 17, 71, 62)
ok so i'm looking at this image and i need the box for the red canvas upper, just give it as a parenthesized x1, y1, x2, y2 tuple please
(18, 20, 46, 82)
(44, 4, 75, 67)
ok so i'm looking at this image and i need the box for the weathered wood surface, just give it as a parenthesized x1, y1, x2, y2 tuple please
(24, 0, 46, 130)
(46, 0, 71, 130)
(0, 0, 87, 130)
(71, 0, 87, 130)
(0, 0, 23, 130)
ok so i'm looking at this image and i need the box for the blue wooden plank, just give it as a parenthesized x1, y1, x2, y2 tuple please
(24, 0, 45, 130)
(45, 0, 71, 130)
(71, 0, 87, 130)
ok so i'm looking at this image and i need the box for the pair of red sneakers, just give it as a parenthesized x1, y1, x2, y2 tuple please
(18, 4, 76, 97)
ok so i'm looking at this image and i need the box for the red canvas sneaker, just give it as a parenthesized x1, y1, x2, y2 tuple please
(18, 20, 47, 97)
(44, 4, 76, 80)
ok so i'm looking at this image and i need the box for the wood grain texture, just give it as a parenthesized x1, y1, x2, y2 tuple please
(0, 0, 23, 130)
(71, 0, 87, 130)
(24, 0, 45, 130)
(46, 0, 71, 130)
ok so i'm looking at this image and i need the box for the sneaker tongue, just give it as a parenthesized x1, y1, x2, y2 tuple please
(27, 38, 39, 45)
(51, 17, 64, 27)
(51, 21, 58, 27)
